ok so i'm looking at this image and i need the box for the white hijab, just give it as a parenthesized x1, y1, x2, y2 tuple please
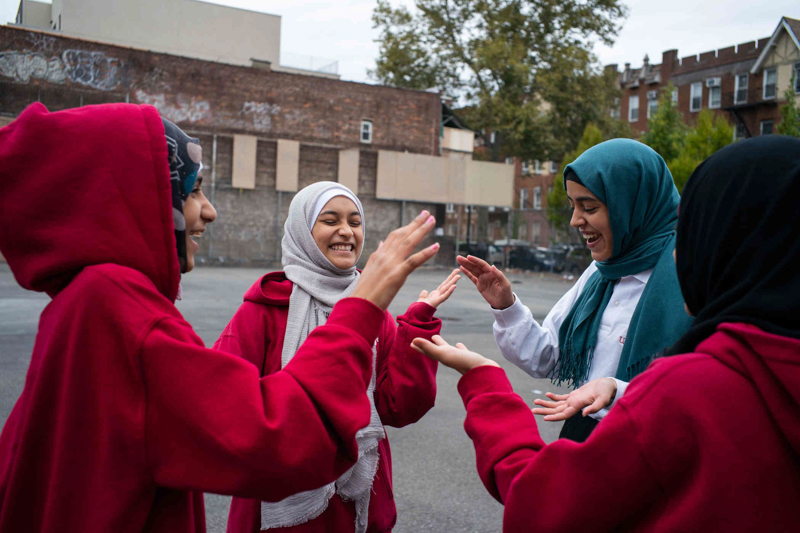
(260, 181, 385, 533)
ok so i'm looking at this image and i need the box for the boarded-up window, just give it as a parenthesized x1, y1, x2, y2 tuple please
(337, 148, 360, 194)
(232, 135, 257, 190)
(276, 139, 300, 192)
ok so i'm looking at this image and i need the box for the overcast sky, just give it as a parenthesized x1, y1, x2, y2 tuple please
(1, 0, 797, 84)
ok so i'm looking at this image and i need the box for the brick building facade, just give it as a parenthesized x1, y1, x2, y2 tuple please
(0, 25, 452, 266)
(616, 17, 800, 138)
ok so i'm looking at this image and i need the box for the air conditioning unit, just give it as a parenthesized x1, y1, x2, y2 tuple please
(706, 78, 721, 88)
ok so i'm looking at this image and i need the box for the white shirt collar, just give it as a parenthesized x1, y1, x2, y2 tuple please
(629, 268, 653, 284)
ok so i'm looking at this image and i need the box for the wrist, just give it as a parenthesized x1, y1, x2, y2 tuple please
(491, 293, 515, 310)
(606, 378, 618, 402)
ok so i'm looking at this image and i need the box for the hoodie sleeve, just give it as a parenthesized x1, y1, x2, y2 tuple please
(213, 301, 268, 370)
(374, 302, 440, 428)
(140, 297, 384, 501)
(457, 365, 662, 531)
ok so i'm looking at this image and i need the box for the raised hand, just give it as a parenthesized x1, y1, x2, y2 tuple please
(411, 335, 500, 375)
(456, 255, 514, 309)
(417, 269, 460, 308)
(531, 377, 618, 421)
(350, 211, 439, 311)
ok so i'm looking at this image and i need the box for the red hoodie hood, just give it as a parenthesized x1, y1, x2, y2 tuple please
(697, 323, 800, 455)
(243, 271, 293, 306)
(0, 103, 180, 301)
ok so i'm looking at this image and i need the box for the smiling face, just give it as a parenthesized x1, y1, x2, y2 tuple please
(311, 195, 363, 269)
(566, 180, 613, 262)
(182, 177, 217, 272)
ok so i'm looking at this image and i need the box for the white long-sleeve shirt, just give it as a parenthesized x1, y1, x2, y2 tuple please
(492, 262, 652, 420)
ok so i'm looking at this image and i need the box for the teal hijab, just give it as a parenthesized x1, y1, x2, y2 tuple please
(551, 139, 693, 388)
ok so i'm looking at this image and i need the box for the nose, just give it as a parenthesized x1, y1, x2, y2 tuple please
(569, 208, 583, 229)
(201, 196, 217, 224)
(337, 222, 353, 237)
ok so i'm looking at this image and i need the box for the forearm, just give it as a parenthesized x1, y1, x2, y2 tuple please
(492, 295, 558, 378)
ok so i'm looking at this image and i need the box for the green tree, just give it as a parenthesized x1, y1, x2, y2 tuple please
(546, 123, 605, 243)
(370, 0, 628, 161)
(668, 109, 733, 191)
(641, 83, 688, 163)
(776, 74, 800, 137)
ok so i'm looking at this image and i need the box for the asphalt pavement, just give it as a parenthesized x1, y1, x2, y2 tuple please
(0, 263, 574, 532)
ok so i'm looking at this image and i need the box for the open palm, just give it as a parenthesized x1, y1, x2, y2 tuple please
(456, 255, 514, 309)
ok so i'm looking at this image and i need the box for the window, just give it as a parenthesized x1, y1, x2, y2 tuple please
(505, 157, 514, 165)
(550, 161, 558, 174)
(610, 97, 620, 119)
(445, 203, 455, 214)
(531, 222, 541, 244)
(521, 161, 529, 175)
(58, 14, 61, 30)
(707, 78, 721, 109)
(519, 223, 528, 241)
(533, 160, 542, 175)
(764, 68, 777, 100)
(447, 224, 456, 237)
(760, 120, 774, 135)
(794, 63, 800, 94)
(735, 74, 748, 105)
(628, 95, 639, 122)
(646, 90, 658, 119)
(360, 120, 373, 143)
(672, 89, 678, 105)
(490, 131, 496, 144)
(690, 82, 702, 112)
(533, 187, 542, 210)
(519, 188, 528, 209)
(734, 123, 746, 141)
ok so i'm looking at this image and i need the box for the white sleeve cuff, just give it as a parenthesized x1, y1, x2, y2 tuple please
(588, 378, 629, 421)
(490, 294, 528, 328)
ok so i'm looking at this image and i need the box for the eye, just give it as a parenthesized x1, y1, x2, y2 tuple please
(585, 207, 597, 214)
(350, 220, 362, 227)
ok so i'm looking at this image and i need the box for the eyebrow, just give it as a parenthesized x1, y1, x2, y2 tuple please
(194, 177, 203, 187)
(319, 211, 361, 217)
(566, 194, 599, 203)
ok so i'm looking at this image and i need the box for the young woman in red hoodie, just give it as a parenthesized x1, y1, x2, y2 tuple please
(216, 181, 458, 533)
(0, 103, 441, 533)
(412, 135, 800, 531)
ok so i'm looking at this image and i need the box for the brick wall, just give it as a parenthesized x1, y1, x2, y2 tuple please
(0, 26, 448, 267)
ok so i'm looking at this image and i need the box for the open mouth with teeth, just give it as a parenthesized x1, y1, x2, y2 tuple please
(329, 243, 355, 252)
(189, 230, 203, 241)
(583, 233, 601, 244)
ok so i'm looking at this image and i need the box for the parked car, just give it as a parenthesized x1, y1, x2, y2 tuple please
(486, 245, 505, 266)
(508, 246, 547, 271)
(563, 246, 593, 275)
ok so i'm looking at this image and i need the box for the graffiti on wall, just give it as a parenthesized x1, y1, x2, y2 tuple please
(0, 48, 123, 90)
(240, 101, 281, 131)
(135, 90, 210, 124)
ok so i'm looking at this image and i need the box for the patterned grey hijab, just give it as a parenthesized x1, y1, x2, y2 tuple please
(261, 181, 385, 533)
(162, 118, 202, 274)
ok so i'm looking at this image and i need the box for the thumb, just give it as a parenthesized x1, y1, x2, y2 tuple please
(418, 290, 429, 300)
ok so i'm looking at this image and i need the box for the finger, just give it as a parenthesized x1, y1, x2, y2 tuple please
(430, 334, 450, 347)
(385, 210, 429, 248)
(378, 240, 384, 250)
(582, 395, 611, 416)
(432, 284, 457, 307)
(418, 290, 429, 300)
(455, 342, 469, 350)
(465, 255, 493, 273)
(545, 392, 570, 402)
(458, 265, 481, 285)
(403, 242, 440, 273)
(543, 405, 578, 422)
(411, 337, 448, 363)
(438, 274, 460, 293)
(531, 407, 558, 416)
(532, 399, 562, 409)
(400, 215, 436, 255)
(439, 269, 460, 290)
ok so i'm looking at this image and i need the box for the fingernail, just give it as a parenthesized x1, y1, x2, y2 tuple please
(426, 216, 435, 225)
(418, 210, 429, 219)
(430, 242, 440, 250)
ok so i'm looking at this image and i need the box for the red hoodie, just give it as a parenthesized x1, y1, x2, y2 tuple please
(0, 103, 384, 532)
(214, 272, 440, 532)
(457, 322, 800, 532)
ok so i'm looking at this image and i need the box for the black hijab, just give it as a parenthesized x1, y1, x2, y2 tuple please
(161, 118, 202, 274)
(668, 135, 800, 355)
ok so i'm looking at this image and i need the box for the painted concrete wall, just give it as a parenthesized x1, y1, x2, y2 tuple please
(19, 1, 51, 29)
(43, 0, 282, 68)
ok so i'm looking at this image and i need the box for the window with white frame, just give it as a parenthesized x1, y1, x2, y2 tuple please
(647, 90, 658, 119)
(690, 82, 702, 112)
(707, 78, 721, 109)
(550, 161, 558, 174)
(490, 131, 496, 144)
(521, 161, 529, 175)
(533, 160, 542, 175)
(764, 68, 777, 100)
(519, 188, 528, 209)
(531, 222, 541, 244)
(360, 120, 373, 143)
(672, 89, 678, 104)
(505, 157, 514, 165)
(447, 224, 456, 237)
(533, 186, 542, 210)
(761, 120, 774, 135)
(628, 95, 639, 122)
(445, 203, 455, 214)
(735, 74, 748, 105)
(610, 97, 620, 119)
(794, 62, 800, 93)
(519, 223, 528, 241)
